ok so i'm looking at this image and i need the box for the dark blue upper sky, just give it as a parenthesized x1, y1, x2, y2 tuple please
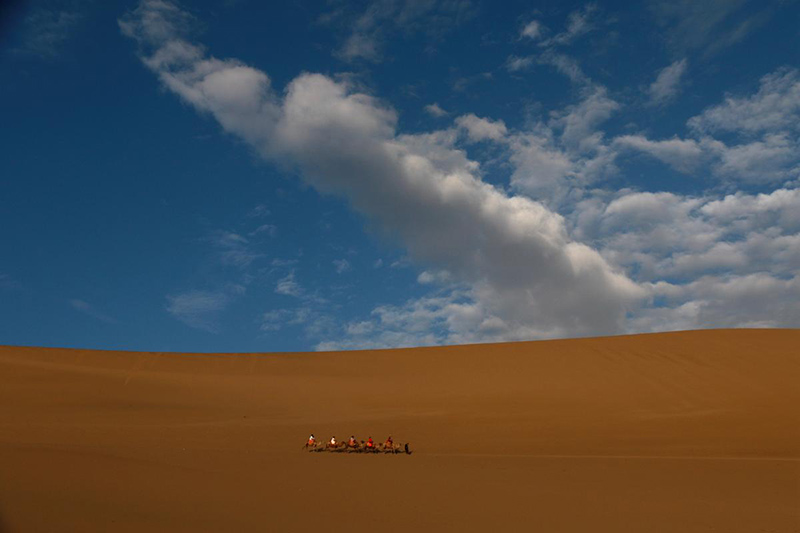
(2, 0, 799, 352)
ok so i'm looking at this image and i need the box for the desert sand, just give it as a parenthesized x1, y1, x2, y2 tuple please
(0, 329, 798, 532)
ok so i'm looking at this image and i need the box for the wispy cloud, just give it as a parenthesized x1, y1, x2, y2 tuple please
(249, 224, 277, 237)
(610, 65, 800, 186)
(648, 58, 688, 106)
(321, 0, 476, 63)
(209, 230, 264, 268)
(275, 271, 303, 297)
(537, 3, 598, 48)
(332, 258, 351, 274)
(505, 55, 535, 72)
(538, 51, 590, 86)
(165, 286, 242, 333)
(70, 299, 118, 324)
(508, 6, 601, 87)
(11, 6, 83, 59)
(0, 272, 21, 291)
(317, 288, 514, 350)
(648, 0, 776, 58)
(265, 270, 334, 337)
(260, 307, 312, 331)
(271, 258, 299, 267)
(247, 204, 271, 217)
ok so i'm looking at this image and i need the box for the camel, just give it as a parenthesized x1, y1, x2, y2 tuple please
(303, 437, 411, 454)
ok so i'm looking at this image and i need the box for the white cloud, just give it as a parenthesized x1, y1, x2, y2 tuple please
(609, 67, 800, 186)
(551, 87, 619, 153)
(648, 58, 687, 106)
(122, 0, 646, 342)
(689, 68, 800, 135)
(330, 183, 800, 346)
(700, 188, 800, 231)
(568, 187, 800, 335)
(572, 187, 800, 299)
(614, 134, 704, 172)
(316, 289, 479, 350)
(508, 133, 575, 200)
(424, 103, 448, 117)
(417, 270, 452, 284)
(521, 20, 543, 40)
(317, 285, 586, 350)
(506, 55, 535, 72)
(275, 271, 303, 297)
(455, 113, 508, 142)
(601, 192, 700, 229)
(632, 274, 800, 332)
(574, 192, 719, 281)
(508, 87, 621, 205)
(710, 133, 800, 184)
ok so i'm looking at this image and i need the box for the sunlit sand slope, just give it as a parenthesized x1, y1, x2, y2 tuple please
(1, 329, 798, 532)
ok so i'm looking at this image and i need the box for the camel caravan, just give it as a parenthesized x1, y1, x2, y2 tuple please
(305, 434, 411, 454)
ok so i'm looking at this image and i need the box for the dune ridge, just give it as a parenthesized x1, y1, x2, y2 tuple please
(1, 329, 798, 532)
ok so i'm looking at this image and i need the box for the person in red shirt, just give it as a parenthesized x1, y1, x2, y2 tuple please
(366, 436, 374, 449)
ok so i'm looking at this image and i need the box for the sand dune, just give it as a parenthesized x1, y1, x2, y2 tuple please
(1, 329, 798, 532)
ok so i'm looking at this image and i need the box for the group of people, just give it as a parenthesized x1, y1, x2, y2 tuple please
(306, 433, 395, 451)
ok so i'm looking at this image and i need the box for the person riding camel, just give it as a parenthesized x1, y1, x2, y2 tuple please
(307, 434, 316, 447)
(348, 435, 358, 447)
(384, 435, 393, 449)
(328, 436, 337, 448)
(366, 436, 374, 449)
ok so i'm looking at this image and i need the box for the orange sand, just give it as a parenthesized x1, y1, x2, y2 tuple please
(0, 329, 798, 532)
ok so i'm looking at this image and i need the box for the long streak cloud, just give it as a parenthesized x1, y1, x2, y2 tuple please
(120, 1, 645, 341)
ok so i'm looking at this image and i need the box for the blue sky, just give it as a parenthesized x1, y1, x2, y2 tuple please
(1, 0, 799, 352)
